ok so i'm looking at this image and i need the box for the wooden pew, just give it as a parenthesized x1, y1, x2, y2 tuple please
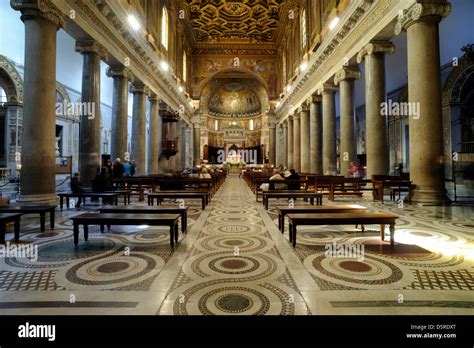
(263, 191, 323, 210)
(147, 192, 208, 210)
(0, 213, 21, 244)
(99, 206, 189, 233)
(58, 192, 119, 210)
(287, 212, 398, 247)
(276, 204, 367, 234)
(0, 205, 56, 232)
(71, 213, 181, 248)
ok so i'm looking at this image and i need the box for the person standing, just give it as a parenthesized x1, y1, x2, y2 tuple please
(112, 158, 125, 179)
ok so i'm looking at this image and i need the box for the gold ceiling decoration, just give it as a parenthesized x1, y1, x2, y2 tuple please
(184, 0, 287, 44)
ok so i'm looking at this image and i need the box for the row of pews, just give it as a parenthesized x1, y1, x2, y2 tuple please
(0, 172, 227, 248)
(244, 171, 400, 247)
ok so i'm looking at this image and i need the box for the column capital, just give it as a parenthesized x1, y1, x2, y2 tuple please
(297, 103, 309, 113)
(395, 1, 451, 35)
(334, 66, 361, 85)
(148, 93, 159, 102)
(11, 0, 67, 28)
(288, 115, 294, 121)
(293, 113, 300, 121)
(106, 66, 133, 81)
(357, 41, 395, 63)
(75, 40, 108, 60)
(317, 83, 338, 96)
(308, 94, 322, 104)
(130, 82, 150, 96)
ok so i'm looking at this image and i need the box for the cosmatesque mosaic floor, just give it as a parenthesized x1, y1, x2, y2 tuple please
(0, 176, 473, 315)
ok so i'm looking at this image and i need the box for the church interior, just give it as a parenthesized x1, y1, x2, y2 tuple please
(0, 0, 473, 317)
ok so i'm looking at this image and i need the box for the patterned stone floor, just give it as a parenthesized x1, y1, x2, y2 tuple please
(0, 176, 473, 315)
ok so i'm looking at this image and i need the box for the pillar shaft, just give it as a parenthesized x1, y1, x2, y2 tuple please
(76, 42, 106, 187)
(282, 123, 288, 168)
(269, 125, 276, 166)
(293, 114, 301, 172)
(287, 117, 294, 170)
(107, 67, 131, 162)
(300, 107, 310, 173)
(13, 2, 66, 203)
(193, 122, 200, 166)
(310, 97, 323, 173)
(147, 96, 159, 174)
(130, 83, 149, 175)
(321, 89, 337, 175)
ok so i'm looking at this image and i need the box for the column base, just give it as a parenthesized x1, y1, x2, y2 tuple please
(17, 193, 59, 206)
(411, 186, 451, 206)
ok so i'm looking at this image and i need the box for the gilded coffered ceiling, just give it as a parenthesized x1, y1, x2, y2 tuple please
(183, 0, 289, 46)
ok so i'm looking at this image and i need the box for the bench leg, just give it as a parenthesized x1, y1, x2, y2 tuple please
(60, 196, 64, 211)
(40, 213, 46, 232)
(310, 197, 314, 205)
(292, 224, 297, 248)
(73, 223, 79, 245)
(390, 224, 395, 246)
(380, 224, 385, 241)
(174, 223, 179, 243)
(14, 219, 20, 242)
(181, 214, 186, 234)
(170, 226, 174, 249)
(288, 222, 293, 243)
(264, 197, 268, 210)
(50, 211, 55, 229)
(278, 214, 281, 232)
(202, 198, 205, 210)
(84, 224, 89, 241)
(66, 197, 70, 210)
(100, 224, 105, 233)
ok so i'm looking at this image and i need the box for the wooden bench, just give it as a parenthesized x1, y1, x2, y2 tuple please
(105, 190, 131, 205)
(276, 205, 367, 234)
(99, 206, 189, 233)
(263, 191, 323, 210)
(287, 212, 398, 247)
(71, 213, 181, 248)
(58, 192, 119, 210)
(0, 213, 22, 244)
(147, 192, 208, 210)
(0, 205, 56, 232)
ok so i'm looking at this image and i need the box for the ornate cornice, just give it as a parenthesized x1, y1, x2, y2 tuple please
(75, 40, 108, 60)
(334, 66, 362, 85)
(394, 1, 451, 35)
(356, 41, 395, 63)
(308, 95, 322, 104)
(11, 0, 66, 28)
(106, 66, 133, 81)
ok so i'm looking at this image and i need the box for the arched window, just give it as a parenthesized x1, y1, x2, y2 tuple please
(301, 9, 307, 50)
(183, 50, 187, 82)
(0, 87, 7, 104)
(249, 119, 254, 131)
(161, 5, 169, 50)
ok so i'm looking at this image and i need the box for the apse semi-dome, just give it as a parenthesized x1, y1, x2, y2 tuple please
(208, 79, 261, 118)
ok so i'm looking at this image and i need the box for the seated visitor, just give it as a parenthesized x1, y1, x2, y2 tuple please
(200, 168, 212, 179)
(287, 169, 301, 190)
(112, 158, 125, 179)
(189, 169, 200, 179)
(70, 172, 84, 194)
(269, 170, 286, 189)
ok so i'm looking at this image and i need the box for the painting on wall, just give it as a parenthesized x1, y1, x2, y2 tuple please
(192, 56, 278, 98)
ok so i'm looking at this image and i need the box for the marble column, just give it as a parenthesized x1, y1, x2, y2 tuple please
(106, 66, 132, 162)
(192, 117, 200, 167)
(147, 94, 159, 174)
(169, 121, 177, 171)
(335, 67, 361, 177)
(293, 113, 301, 172)
(395, 1, 451, 204)
(130, 82, 149, 175)
(12, 1, 66, 204)
(357, 42, 395, 179)
(269, 122, 276, 166)
(282, 122, 288, 169)
(309, 95, 323, 173)
(75, 41, 107, 187)
(318, 84, 338, 175)
(299, 104, 310, 173)
(287, 116, 294, 170)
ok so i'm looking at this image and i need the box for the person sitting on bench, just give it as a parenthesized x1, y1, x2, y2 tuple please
(71, 172, 84, 194)
(269, 169, 285, 190)
(287, 169, 301, 190)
